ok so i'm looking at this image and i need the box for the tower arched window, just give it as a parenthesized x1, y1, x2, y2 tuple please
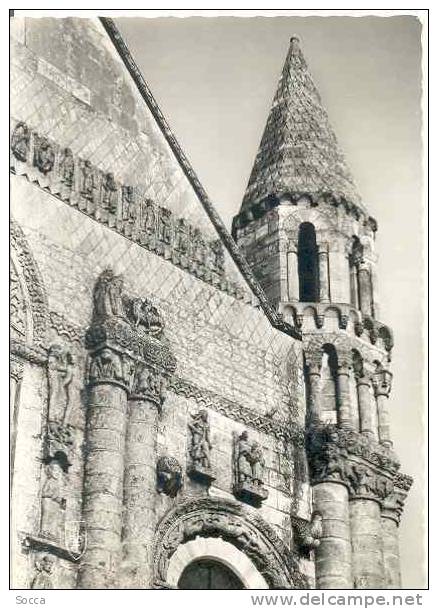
(298, 222, 319, 302)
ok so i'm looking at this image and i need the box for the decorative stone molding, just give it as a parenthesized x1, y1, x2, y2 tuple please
(168, 376, 303, 445)
(152, 497, 307, 589)
(49, 311, 85, 345)
(10, 220, 49, 350)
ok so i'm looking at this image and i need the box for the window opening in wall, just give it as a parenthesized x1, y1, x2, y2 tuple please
(298, 222, 319, 302)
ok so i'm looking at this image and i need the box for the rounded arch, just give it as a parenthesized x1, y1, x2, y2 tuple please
(167, 537, 269, 589)
(10, 219, 49, 348)
(152, 497, 305, 590)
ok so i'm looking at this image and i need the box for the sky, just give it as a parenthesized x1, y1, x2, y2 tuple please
(116, 14, 425, 588)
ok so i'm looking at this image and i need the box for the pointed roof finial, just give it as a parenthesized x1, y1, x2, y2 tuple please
(240, 37, 362, 211)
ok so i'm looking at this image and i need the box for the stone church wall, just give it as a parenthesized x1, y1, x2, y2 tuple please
(10, 16, 309, 589)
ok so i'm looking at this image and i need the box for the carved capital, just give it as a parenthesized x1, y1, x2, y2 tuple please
(306, 423, 400, 504)
(10, 356, 24, 383)
(305, 351, 323, 376)
(336, 351, 351, 376)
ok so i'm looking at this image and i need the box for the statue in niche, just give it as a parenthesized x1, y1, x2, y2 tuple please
(210, 239, 225, 273)
(59, 148, 74, 187)
(47, 345, 75, 425)
(11, 122, 30, 162)
(30, 554, 55, 590)
(40, 460, 66, 542)
(89, 348, 124, 384)
(101, 172, 118, 214)
(236, 431, 253, 485)
(156, 455, 182, 498)
(122, 186, 136, 227)
(157, 207, 173, 245)
(250, 442, 265, 487)
(142, 199, 157, 236)
(188, 410, 212, 471)
(92, 269, 126, 320)
(130, 297, 163, 336)
(174, 218, 190, 254)
(34, 137, 55, 174)
(191, 227, 207, 265)
(234, 431, 268, 504)
(79, 159, 95, 201)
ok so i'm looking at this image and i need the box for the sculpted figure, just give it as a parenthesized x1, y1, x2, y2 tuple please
(31, 555, 55, 590)
(59, 148, 74, 187)
(349, 463, 373, 495)
(142, 199, 157, 235)
(40, 461, 66, 541)
(131, 297, 163, 335)
(175, 218, 190, 253)
(295, 512, 323, 553)
(122, 186, 136, 226)
(80, 160, 95, 200)
(101, 172, 118, 214)
(158, 207, 173, 244)
(89, 348, 123, 384)
(250, 442, 265, 486)
(92, 269, 126, 319)
(188, 410, 212, 470)
(191, 227, 207, 264)
(210, 239, 225, 273)
(156, 455, 182, 498)
(47, 345, 74, 424)
(236, 431, 253, 484)
(34, 137, 55, 174)
(11, 122, 30, 162)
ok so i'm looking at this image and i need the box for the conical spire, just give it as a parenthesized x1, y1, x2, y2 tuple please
(241, 37, 362, 210)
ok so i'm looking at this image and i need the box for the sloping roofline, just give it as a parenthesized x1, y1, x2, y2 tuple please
(99, 17, 300, 340)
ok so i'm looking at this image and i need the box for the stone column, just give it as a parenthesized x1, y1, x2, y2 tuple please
(78, 270, 135, 589)
(349, 496, 385, 588)
(336, 353, 352, 429)
(356, 373, 376, 438)
(313, 482, 353, 589)
(318, 242, 330, 303)
(287, 241, 299, 302)
(380, 475, 412, 588)
(121, 396, 159, 588)
(372, 369, 393, 448)
(78, 347, 131, 589)
(357, 262, 373, 317)
(381, 512, 401, 588)
(306, 352, 323, 424)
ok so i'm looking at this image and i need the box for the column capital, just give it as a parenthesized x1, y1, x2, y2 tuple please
(336, 351, 352, 376)
(305, 350, 323, 375)
(317, 242, 329, 255)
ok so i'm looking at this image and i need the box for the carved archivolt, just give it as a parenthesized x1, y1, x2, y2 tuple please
(152, 497, 307, 590)
(10, 220, 49, 350)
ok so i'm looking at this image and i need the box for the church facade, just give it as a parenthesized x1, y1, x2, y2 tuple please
(10, 17, 412, 590)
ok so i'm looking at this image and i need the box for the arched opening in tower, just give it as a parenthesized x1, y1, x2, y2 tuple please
(298, 222, 319, 302)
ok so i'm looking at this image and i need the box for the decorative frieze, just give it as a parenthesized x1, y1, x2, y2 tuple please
(9, 121, 247, 298)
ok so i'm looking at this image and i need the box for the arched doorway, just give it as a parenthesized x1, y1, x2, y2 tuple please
(178, 558, 244, 590)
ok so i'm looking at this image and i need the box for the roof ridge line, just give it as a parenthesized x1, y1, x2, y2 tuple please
(99, 17, 300, 340)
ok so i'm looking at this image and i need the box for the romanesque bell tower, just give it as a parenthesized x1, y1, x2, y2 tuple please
(232, 37, 413, 589)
